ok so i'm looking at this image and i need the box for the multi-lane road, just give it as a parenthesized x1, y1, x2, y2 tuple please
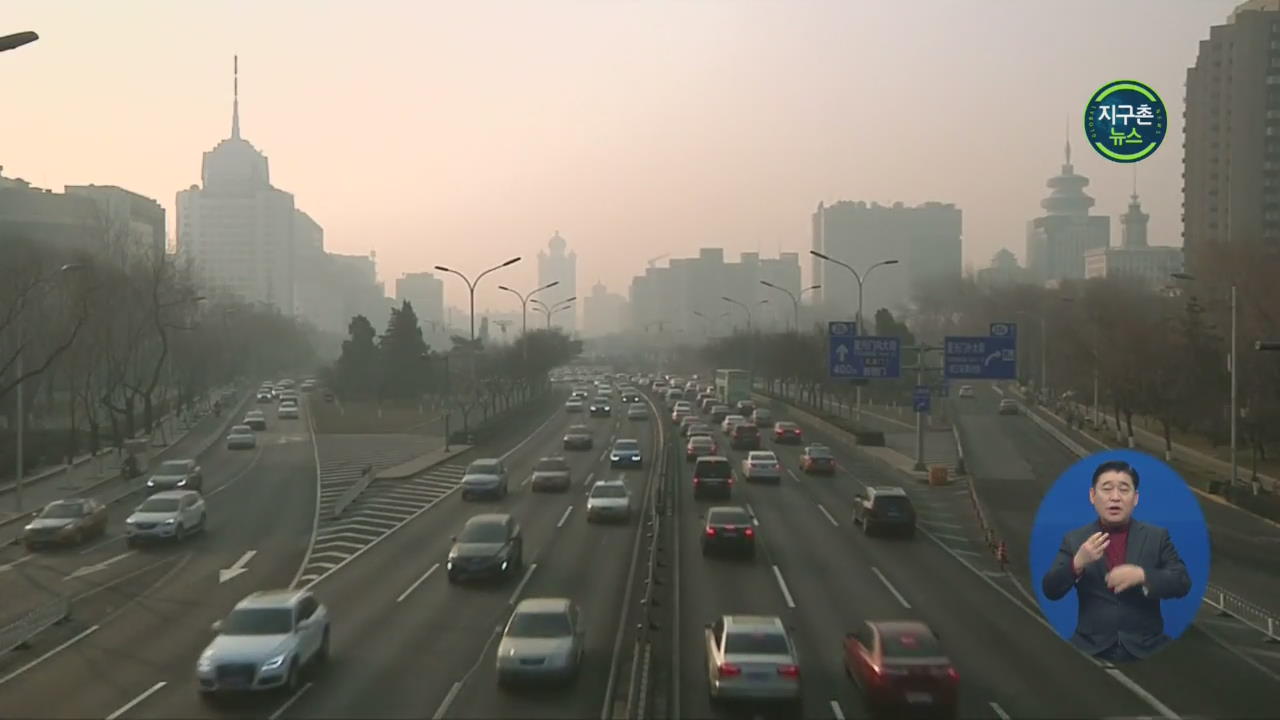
(2, 375, 1277, 719)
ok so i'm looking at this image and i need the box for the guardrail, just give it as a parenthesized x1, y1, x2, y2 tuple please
(951, 422, 967, 476)
(1203, 585, 1280, 643)
(0, 597, 71, 655)
(330, 464, 376, 520)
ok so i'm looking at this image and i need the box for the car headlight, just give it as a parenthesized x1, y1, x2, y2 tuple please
(177, 478, 187, 486)
(261, 653, 286, 670)
(145, 479, 156, 487)
(164, 518, 176, 525)
(197, 654, 214, 672)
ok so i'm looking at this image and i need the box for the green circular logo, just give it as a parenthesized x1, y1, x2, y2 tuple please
(1084, 80, 1167, 163)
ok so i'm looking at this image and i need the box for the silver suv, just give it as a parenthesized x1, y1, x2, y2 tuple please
(197, 589, 330, 699)
(125, 490, 206, 545)
(461, 459, 509, 500)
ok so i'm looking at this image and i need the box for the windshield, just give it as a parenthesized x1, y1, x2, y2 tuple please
(875, 497, 913, 513)
(231, 426, 252, 434)
(777, 422, 798, 431)
(159, 461, 190, 473)
(709, 509, 751, 525)
(220, 607, 293, 635)
(137, 498, 181, 513)
(459, 521, 508, 543)
(690, 437, 713, 447)
(749, 453, 776, 462)
(881, 630, 943, 659)
(614, 441, 639, 451)
(807, 448, 832, 459)
(591, 484, 628, 499)
(40, 502, 84, 519)
(568, 426, 590, 435)
(507, 611, 572, 639)
(725, 631, 790, 656)
(535, 459, 569, 472)
(467, 462, 500, 475)
(696, 460, 732, 479)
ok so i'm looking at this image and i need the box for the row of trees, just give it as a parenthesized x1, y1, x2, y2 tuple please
(1, 231, 321, 477)
(324, 300, 582, 432)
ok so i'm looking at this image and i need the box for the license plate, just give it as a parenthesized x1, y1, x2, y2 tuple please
(748, 672, 772, 681)
(905, 692, 933, 704)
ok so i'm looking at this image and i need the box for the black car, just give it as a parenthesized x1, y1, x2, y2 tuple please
(589, 397, 613, 417)
(447, 514, 524, 583)
(692, 456, 734, 500)
(853, 486, 917, 538)
(800, 444, 836, 475)
(701, 505, 755, 558)
(621, 392, 642, 404)
(563, 425, 594, 450)
(729, 423, 761, 451)
(736, 400, 756, 418)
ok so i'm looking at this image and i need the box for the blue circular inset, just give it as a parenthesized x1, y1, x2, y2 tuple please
(1084, 80, 1167, 163)
(1030, 449, 1210, 659)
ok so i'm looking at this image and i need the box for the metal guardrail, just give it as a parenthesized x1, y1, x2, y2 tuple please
(1203, 584, 1280, 643)
(331, 464, 376, 520)
(0, 597, 71, 655)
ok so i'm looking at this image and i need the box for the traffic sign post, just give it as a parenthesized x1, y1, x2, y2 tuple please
(827, 321, 858, 378)
(913, 385, 931, 413)
(944, 336, 1018, 380)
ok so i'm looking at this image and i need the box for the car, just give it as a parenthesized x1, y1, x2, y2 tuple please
(447, 513, 523, 583)
(570, 389, 590, 400)
(530, 456, 572, 492)
(626, 403, 648, 420)
(751, 408, 775, 427)
(586, 479, 632, 523)
(691, 456, 734, 499)
(621, 391, 642, 404)
(742, 450, 782, 483)
(277, 402, 299, 419)
(673, 400, 694, 414)
(322, 391, 335, 403)
(563, 425, 594, 450)
(729, 422, 761, 451)
(146, 458, 204, 493)
(800, 444, 836, 475)
(853, 486, 917, 538)
(701, 505, 755, 557)
(651, 381, 668, 393)
(243, 410, 267, 431)
(699, 396, 718, 413)
(496, 598, 585, 688)
(610, 438, 643, 468)
(665, 389, 685, 408)
(256, 391, 273, 403)
(721, 414, 747, 434)
(226, 424, 257, 450)
(843, 620, 957, 719)
(278, 391, 299, 405)
(773, 421, 803, 444)
(957, 385, 975, 399)
(565, 398, 585, 413)
(677, 415, 699, 436)
(704, 615, 801, 712)
(709, 404, 732, 423)
(998, 398, 1019, 415)
(589, 397, 613, 417)
(672, 407, 693, 426)
(686, 435, 718, 461)
(22, 498, 108, 549)
(735, 400, 757, 418)
(685, 422, 714, 439)
(461, 459, 509, 500)
(197, 589, 330, 698)
(125, 490, 206, 545)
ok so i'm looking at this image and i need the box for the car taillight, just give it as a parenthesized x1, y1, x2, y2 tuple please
(777, 664, 799, 678)
(744, 527, 754, 537)
(727, 476, 734, 485)
(944, 666, 959, 682)
(693, 476, 700, 484)
(705, 527, 716, 537)
(717, 663, 741, 676)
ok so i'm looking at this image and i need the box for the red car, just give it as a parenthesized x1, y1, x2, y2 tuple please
(773, 421, 803, 444)
(843, 620, 958, 719)
(799, 444, 836, 474)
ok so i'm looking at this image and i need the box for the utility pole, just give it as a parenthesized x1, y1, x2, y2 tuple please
(904, 344, 942, 471)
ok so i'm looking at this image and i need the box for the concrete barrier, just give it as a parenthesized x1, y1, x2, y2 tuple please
(331, 464, 376, 520)
(0, 597, 71, 654)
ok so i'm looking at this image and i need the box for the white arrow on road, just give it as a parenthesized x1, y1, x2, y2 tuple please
(66, 551, 135, 580)
(219, 550, 257, 583)
(835, 344, 850, 362)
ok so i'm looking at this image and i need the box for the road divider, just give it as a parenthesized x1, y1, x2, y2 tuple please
(0, 596, 71, 655)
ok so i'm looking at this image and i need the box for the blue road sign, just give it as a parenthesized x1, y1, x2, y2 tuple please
(827, 321, 857, 378)
(944, 335, 1018, 380)
(990, 322, 1017, 339)
(844, 336, 902, 379)
(913, 385, 931, 413)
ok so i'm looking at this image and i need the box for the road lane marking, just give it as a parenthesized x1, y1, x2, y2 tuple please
(79, 534, 123, 554)
(106, 681, 166, 719)
(218, 550, 257, 583)
(508, 562, 537, 605)
(830, 699, 846, 719)
(951, 547, 981, 556)
(816, 504, 839, 527)
(745, 503, 760, 526)
(990, 701, 1010, 719)
(432, 680, 463, 720)
(787, 469, 801, 483)
(918, 518, 963, 529)
(269, 681, 313, 720)
(207, 439, 267, 498)
(557, 505, 574, 528)
(930, 532, 970, 542)
(0, 554, 33, 571)
(771, 565, 796, 608)
(0, 625, 98, 687)
(872, 566, 911, 609)
(600, 449, 609, 462)
(396, 563, 439, 603)
(1103, 670, 1178, 719)
(66, 550, 135, 580)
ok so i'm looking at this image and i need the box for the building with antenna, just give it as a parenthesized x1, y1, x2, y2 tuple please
(1085, 172, 1183, 288)
(1025, 137, 1110, 284)
(536, 231, 577, 332)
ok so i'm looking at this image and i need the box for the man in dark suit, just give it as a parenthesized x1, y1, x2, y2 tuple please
(1042, 460, 1192, 662)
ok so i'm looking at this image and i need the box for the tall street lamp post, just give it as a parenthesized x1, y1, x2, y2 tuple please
(498, 280, 559, 338)
(1173, 272, 1239, 487)
(434, 257, 521, 343)
(760, 281, 821, 331)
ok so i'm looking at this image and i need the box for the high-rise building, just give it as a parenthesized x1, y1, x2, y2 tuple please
(64, 185, 166, 261)
(1183, 0, 1280, 272)
(1025, 141, 1110, 284)
(628, 250, 801, 337)
(1084, 179, 1183, 288)
(537, 231, 577, 332)
(975, 248, 1027, 288)
(812, 200, 962, 324)
(176, 57, 299, 313)
(583, 281, 628, 337)
(395, 271, 445, 342)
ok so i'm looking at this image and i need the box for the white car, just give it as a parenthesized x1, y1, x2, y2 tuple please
(277, 402, 299, 419)
(721, 414, 747, 434)
(586, 479, 632, 523)
(197, 589, 330, 698)
(125, 490, 206, 545)
(626, 403, 648, 420)
(227, 424, 257, 450)
(742, 451, 782, 483)
(705, 615, 801, 712)
(497, 598, 584, 687)
(958, 385, 975, 398)
(565, 398, 585, 413)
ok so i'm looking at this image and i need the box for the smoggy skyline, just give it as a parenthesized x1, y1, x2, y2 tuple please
(1, 0, 1242, 312)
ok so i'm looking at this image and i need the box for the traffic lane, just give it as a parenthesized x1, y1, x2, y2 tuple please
(262, 409, 636, 718)
(445, 420, 661, 718)
(0, 428, 317, 719)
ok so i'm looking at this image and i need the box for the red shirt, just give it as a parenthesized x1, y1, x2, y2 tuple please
(1072, 520, 1131, 576)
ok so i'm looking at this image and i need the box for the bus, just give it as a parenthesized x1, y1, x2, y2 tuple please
(715, 368, 751, 406)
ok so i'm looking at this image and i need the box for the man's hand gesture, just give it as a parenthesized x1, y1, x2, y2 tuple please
(1073, 531, 1109, 572)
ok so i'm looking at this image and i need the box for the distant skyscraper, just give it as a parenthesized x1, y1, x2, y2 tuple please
(537, 231, 577, 332)
(1025, 139, 1110, 284)
(975, 248, 1027, 288)
(628, 250, 800, 336)
(1085, 174, 1183, 288)
(176, 56, 299, 313)
(583, 281, 628, 337)
(396, 271, 445, 340)
(1183, 0, 1280, 272)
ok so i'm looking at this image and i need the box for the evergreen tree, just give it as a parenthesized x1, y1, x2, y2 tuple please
(336, 314, 379, 397)
(379, 301, 430, 400)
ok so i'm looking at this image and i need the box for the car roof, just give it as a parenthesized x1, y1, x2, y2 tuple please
(724, 615, 786, 633)
(747, 450, 776, 457)
(514, 597, 572, 614)
(707, 505, 751, 520)
(464, 512, 510, 526)
(689, 435, 714, 443)
(236, 589, 304, 609)
(614, 438, 640, 444)
(870, 619, 934, 638)
(695, 455, 730, 463)
(869, 486, 908, 497)
(567, 425, 590, 432)
(145, 490, 201, 500)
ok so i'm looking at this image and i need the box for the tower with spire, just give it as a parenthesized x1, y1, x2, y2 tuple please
(1082, 168, 1182, 288)
(536, 230, 578, 332)
(1025, 135, 1110, 284)
(1120, 168, 1149, 248)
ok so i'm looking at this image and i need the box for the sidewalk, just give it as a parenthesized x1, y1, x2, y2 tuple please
(0, 385, 251, 540)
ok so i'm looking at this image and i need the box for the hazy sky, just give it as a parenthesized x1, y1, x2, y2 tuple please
(1, 0, 1243, 313)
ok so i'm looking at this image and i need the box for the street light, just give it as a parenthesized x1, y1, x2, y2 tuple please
(759, 281, 820, 331)
(532, 296, 576, 330)
(721, 296, 767, 333)
(0, 31, 38, 53)
(498, 280, 559, 338)
(1172, 271, 1240, 487)
(14, 262, 86, 513)
(434, 257, 521, 342)
(809, 252, 898, 418)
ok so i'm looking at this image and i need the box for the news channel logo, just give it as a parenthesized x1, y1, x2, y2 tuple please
(1084, 80, 1167, 163)
(1029, 449, 1211, 656)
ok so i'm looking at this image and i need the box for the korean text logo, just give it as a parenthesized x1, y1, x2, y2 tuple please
(1084, 80, 1167, 163)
